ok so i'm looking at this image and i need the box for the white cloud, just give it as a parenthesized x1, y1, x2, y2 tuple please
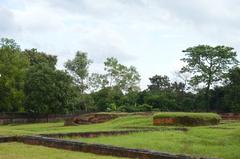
(0, 5, 20, 34)
(0, 0, 240, 89)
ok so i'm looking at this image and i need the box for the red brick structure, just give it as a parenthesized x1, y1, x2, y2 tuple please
(220, 113, 240, 120)
(153, 118, 177, 125)
(64, 113, 129, 126)
(0, 135, 219, 159)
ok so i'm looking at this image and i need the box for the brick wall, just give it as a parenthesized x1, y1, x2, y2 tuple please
(17, 136, 218, 159)
(0, 113, 86, 125)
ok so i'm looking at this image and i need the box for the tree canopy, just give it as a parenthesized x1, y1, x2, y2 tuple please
(1, 38, 240, 114)
(180, 45, 239, 110)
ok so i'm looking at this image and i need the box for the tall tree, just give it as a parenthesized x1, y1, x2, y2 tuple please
(180, 45, 239, 110)
(104, 57, 120, 87)
(65, 51, 92, 94)
(92, 86, 123, 111)
(223, 67, 240, 112)
(0, 38, 29, 112)
(89, 73, 109, 92)
(104, 57, 140, 92)
(24, 63, 76, 114)
(23, 48, 57, 68)
(120, 66, 141, 92)
(148, 75, 170, 91)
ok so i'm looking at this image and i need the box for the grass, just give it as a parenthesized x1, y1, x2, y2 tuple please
(153, 112, 221, 126)
(153, 112, 220, 119)
(0, 115, 153, 136)
(1, 113, 240, 159)
(69, 122, 240, 159)
(0, 142, 126, 159)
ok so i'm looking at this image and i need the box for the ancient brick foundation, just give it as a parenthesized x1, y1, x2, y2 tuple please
(0, 136, 17, 143)
(0, 113, 86, 125)
(153, 118, 177, 125)
(40, 130, 153, 138)
(220, 113, 240, 120)
(17, 136, 218, 159)
(0, 135, 219, 159)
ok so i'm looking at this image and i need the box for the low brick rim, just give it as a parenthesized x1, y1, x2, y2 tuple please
(0, 135, 220, 159)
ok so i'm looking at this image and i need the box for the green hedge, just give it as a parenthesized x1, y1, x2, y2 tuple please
(153, 112, 221, 126)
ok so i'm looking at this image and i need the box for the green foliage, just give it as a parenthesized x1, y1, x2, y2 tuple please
(181, 45, 239, 110)
(181, 45, 238, 87)
(148, 75, 170, 91)
(89, 73, 109, 92)
(65, 51, 92, 93)
(1, 37, 240, 114)
(24, 64, 76, 114)
(144, 92, 177, 111)
(106, 103, 117, 112)
(23, 48, 57, 68)
(223, 67, 240, 112)
(104, 57, 141, 92)
(92, 86, 123, 111)
(0, 38, 29, 112)
(137, 104, 153, 112)
(145, 75, 192, 112)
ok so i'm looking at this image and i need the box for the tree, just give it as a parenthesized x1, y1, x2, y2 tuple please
(173, 71, 191, 91)
(120, 66, 141, 92)
(88, 73, 109, 92)
(180, 45, 239, 111)
(23, 48, 57, 68)
(92, 86, 123, 111)
(148, 75, 170, 91)
(65, 51, 92, 94)
(24, 64, 76, 114)
(144, 92, 176, 111)
(171, 81, 185, 94)
(0, 38, 29, 112)
(222, 67, 240, 112)
(104, 57, 140, 92)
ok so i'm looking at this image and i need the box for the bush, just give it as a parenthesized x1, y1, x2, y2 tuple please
(153, 112, 221, 126)
(116, 104, 153, 112)
(138, 104, 153, 112)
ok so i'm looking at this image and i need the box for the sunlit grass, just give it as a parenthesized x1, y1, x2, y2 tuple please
(65, 119, 240, 159)
(0, 115, 153, 136)
(1, 114, 240, 159)
(0, 142, 126, 159)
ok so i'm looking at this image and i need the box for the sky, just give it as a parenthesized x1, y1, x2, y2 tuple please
(1, 0, 240, 89)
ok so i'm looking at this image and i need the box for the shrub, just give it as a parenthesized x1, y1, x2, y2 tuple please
(138, 104, 153, 112)
(153, 112, 221, 126)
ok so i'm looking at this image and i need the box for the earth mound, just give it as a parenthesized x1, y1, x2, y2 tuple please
(64, 112, 129, 126)
(153, 112, 221, 126)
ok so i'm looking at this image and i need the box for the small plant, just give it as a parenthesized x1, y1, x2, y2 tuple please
(106, 103, 117, 112)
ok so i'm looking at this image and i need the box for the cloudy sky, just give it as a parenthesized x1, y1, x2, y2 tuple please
(1, 0, 240, 89)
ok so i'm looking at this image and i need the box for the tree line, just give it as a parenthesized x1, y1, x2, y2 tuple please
(0, 38, 239, 114)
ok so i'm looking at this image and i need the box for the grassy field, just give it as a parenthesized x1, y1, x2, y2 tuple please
(0, 114, 240, 159)
(0, 115, 153, 136)
(69, 124, 240, 159)
(0, 142, 127, 159)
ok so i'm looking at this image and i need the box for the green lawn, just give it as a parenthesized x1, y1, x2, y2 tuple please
(0, 142, 126, 159)
(0, 114, 240, 159)
(67, 121, 240, 159)
(0, 115, 153, 136)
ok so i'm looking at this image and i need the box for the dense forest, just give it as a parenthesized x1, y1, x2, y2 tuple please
(0, 38, 239, 114)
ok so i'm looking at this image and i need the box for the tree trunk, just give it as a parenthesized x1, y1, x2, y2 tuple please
(205, 78, 211, 112)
